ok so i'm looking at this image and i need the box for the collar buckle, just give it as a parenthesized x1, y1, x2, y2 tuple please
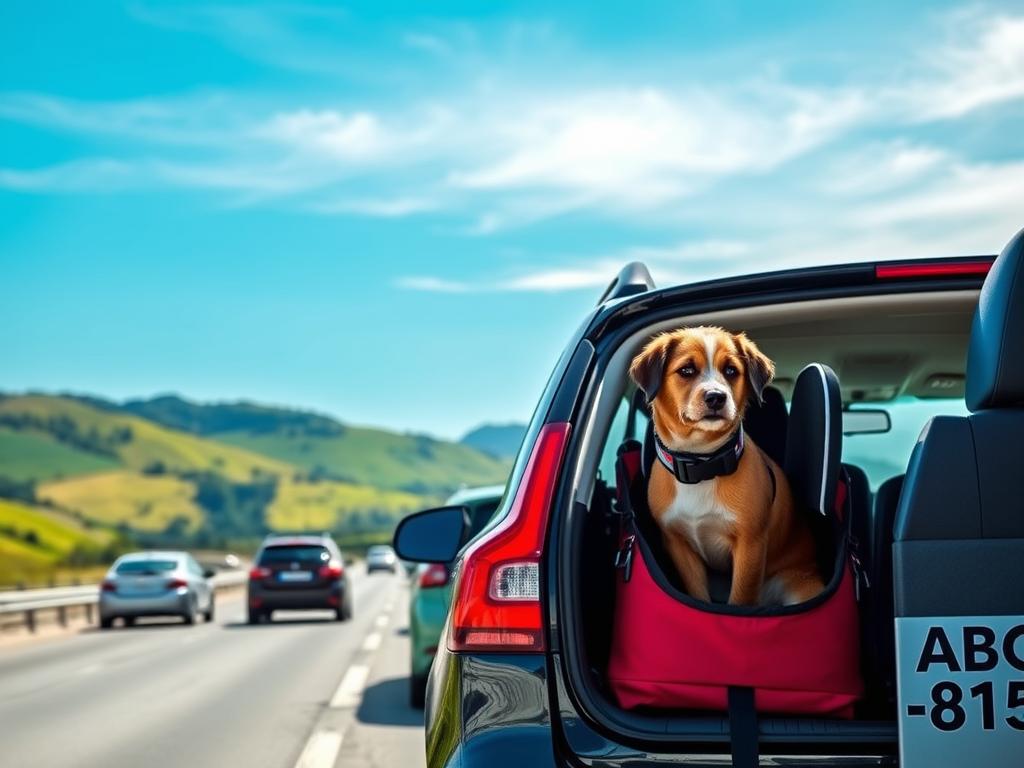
(655, 428, 745, 484)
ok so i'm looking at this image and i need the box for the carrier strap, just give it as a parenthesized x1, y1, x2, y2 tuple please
(727, 686, 759, 768)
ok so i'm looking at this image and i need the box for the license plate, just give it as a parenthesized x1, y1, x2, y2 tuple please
(278, 571, 313, 582)
(897, 615, 1024, 767)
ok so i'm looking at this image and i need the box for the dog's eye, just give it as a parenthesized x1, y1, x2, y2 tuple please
(723, 364, 739, 378)
(677, 365, 696, 378)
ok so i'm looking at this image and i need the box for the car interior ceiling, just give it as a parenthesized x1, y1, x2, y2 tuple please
(566, 288, 979, 736)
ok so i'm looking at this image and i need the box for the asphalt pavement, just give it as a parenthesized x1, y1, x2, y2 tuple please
(0, 567, 426, 768)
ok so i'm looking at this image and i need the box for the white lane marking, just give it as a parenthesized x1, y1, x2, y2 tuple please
(362, 632, 382, 652)
(181, 635, 198, 645)
(330, 664, 369, 709)
(294, 730, 342, 768)
(375, 614, 389, 628)
(79, 663, 102, 676)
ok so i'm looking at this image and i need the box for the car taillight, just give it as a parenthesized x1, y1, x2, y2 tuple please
(166, 578, 188, 590)
(249, 566, 272, 581)
(101, 580, 117, 593)
(418, 564, 449, 588)
(447, 422, 570, 653)
(318, 562, 344, 580)
(875, 259, 993, 280)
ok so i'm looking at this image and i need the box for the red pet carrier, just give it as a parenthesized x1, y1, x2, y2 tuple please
(606, 364, 864, 718)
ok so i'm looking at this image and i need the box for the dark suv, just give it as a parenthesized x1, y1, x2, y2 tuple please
(395, 231, 1024, 767)
(247, 534, 352, 623)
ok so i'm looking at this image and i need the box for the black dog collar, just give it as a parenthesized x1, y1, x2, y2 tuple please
(653, 428, 745, 484)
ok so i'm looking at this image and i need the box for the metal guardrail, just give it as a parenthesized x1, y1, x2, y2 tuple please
(0, 571, 249, 632)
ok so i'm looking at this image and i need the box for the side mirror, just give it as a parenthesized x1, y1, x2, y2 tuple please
(842, 408, 891, 435)
(203, 568, 216, 579)
(393, 506, 470, 564)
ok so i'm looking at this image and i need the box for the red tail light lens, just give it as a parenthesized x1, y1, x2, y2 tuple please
(166, 578, 188, 590)
(248, 566, 272, 581)
(101, 580, 117, 593)
(418, 563, 450, 588)
(875, 259, 992, 280)
(447, 422, 570, 653)
(318, 562, 344, 580)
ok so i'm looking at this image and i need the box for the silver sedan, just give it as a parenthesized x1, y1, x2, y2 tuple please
(99, 551, 215, 628)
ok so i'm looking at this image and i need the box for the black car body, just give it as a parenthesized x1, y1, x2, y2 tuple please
(247, 534, 352, 623)
(395, 239, 1024, 768)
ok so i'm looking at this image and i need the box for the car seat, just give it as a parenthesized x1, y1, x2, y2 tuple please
(894, 229, 1024, 613)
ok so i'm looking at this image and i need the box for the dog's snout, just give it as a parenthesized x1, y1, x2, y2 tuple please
(704, 390, 727, 410)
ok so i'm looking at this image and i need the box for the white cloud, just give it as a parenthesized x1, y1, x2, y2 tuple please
(822, 142, 949, 195)
(395, 276, 471, 292)
(313, 196, 439, 217)
(855, 159, 1024, 227)
(3, 5, 1024, 244)
(0, 159, 139, 192)
(900, 11, 1024, 120)
(449, 86, 867, 205)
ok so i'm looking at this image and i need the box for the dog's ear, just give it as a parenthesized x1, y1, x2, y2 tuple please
(734, 332, 775, 405)
(629, 334, 676, 404)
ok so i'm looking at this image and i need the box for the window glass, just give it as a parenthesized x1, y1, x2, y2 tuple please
(258, 546, 330, 565)
(842, 397, 969, 490)
(116, 559, 177, 574)
(597, 396, 647, 485)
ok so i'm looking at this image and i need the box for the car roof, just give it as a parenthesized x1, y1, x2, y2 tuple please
(445, 484, 506, 506)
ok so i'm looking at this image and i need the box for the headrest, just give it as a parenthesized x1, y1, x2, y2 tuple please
(742, 385, 788, 467)
(967, 228, 1024, 411)
(784, 364, 842, 516)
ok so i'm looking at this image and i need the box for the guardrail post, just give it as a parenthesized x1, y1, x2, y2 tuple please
(26, 608, 36, 633)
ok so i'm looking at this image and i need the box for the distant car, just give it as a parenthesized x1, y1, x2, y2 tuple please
(247, 534, 352, 624)
(408, 485, 504, 707)
(365, 544, 398, 573)
(99, 551, 215, 629)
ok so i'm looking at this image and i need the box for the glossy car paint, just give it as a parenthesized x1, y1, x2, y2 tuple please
(99, 551, 213, 625)
(419, 259, 993, 767)
(409, 487, 504, 693)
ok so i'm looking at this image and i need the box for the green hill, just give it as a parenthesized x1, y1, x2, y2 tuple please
(72, 393, 511, 496)
(0, 427, 119, 482)
(0, 498, 114, 585)
(0, 395, 292, 482)
(38, 471, 205, 533)
(460, 423, 527, 460)
(0, 392, 509, 576)
(217, 426, 509, 496)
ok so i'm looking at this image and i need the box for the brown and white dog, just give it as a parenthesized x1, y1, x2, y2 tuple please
(629, 326, 823, 606)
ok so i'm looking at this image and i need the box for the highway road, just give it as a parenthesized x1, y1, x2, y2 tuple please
(0, 567, 426, 768)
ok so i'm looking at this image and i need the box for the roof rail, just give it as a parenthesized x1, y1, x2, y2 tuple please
(596, 262, 655, 307)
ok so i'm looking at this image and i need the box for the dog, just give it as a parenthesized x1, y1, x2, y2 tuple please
(629, 326, 824, 606)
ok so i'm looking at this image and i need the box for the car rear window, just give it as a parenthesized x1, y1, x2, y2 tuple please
(367, 546, 392, 556)
(116, 559, 178, 574)
(467, 500, 500, 539)
(258, 545, 330, 565)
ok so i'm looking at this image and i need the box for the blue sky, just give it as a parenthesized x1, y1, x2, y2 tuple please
(2, 1, 1023, 438)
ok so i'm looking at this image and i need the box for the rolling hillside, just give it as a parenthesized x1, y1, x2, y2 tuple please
(0, 395, 292, 482)
(0, 392, 510, 575)
(38, 471, 205, 533)
(0, 427, 119, 482)
(266, 478, 425, 531)
(217, 427, 508, 495)
(76, 394, 511, 495)
(0, 498, 114, 585)
(460, 423, 527, 460)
